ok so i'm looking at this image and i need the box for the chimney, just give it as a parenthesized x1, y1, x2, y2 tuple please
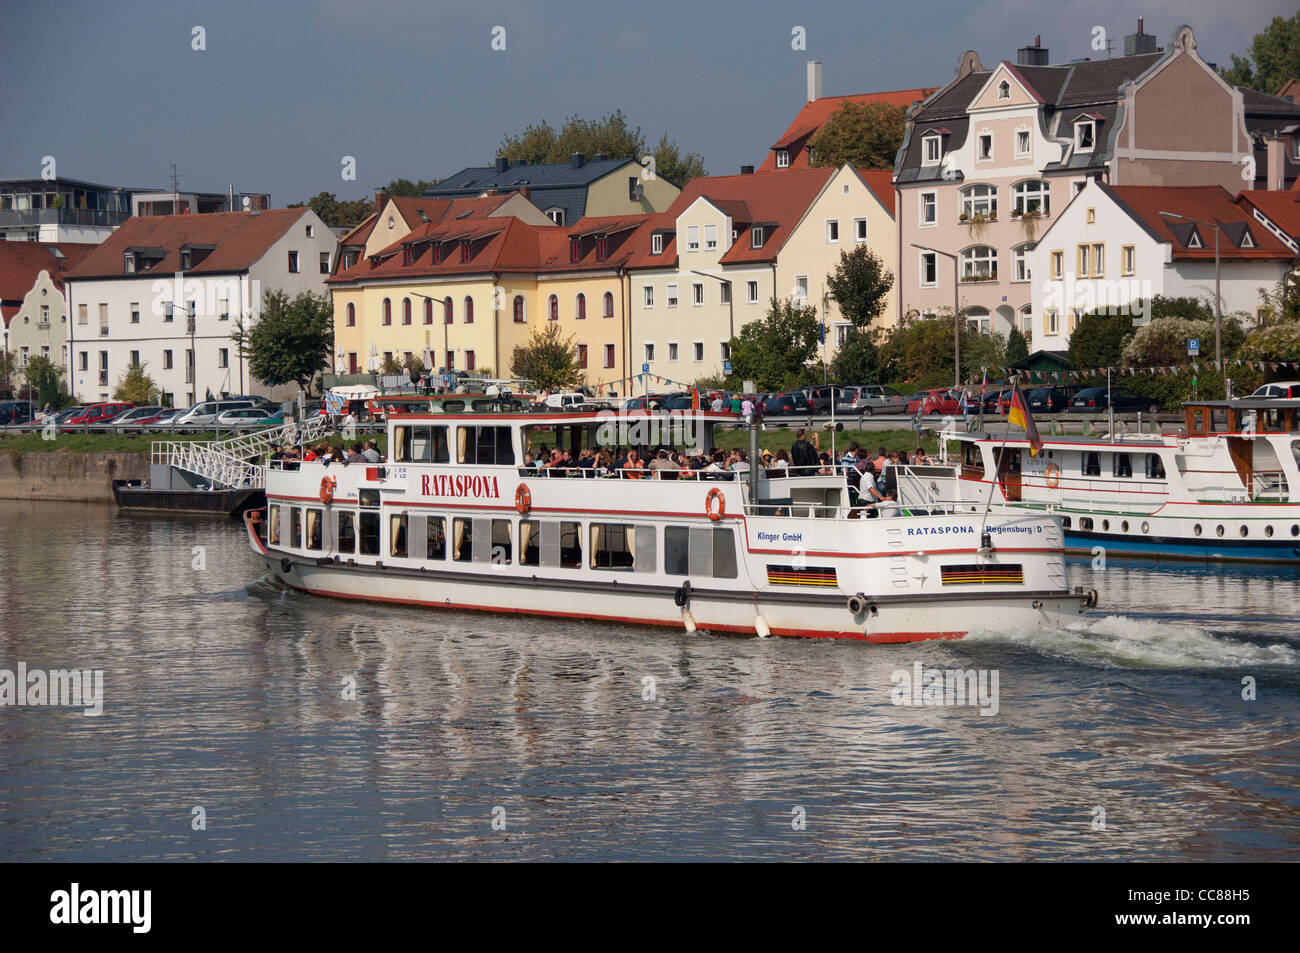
(1124, 18, 1156, 56)
(570, 153, 585, 169)
(1017, 35, 1049, 66)
(592, 153, 607, 162)
(1265, 136, 1286, 191)
(519, 186, 531, 201)
(495, 156, 510, 173)
(740, 165, 755, 175)
(374, 190, 387, 212)
(807, 60, 822, 103)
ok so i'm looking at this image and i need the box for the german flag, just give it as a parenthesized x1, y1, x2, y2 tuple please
(1007, 382, 1043, 457)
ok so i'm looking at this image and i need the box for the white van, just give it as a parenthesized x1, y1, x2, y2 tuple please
(543, 392, 587, 411)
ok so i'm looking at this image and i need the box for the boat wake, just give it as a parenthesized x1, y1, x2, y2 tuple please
(964, 613, 1300, 671)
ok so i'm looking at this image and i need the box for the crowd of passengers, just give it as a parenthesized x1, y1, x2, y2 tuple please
(266, 440, 381, 469)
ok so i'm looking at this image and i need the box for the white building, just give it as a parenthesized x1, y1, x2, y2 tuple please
(1030, 178, 1294, 352)
(63, 208, 335, 406)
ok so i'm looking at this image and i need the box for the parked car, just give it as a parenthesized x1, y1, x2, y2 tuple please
(173, 399, 258, 432)
(543, 392, 589, 411)
(801, 385, 848, 415)
(906, 388, 962, 416)
(1027, 385, 1082, 414)
(762, 391, 813, 415)
(976, 388, 1009, 414)
(105, 405, 168, 433)
(66, 402, 134, 429)
(837, 385, 907, 415)
(621, 393, 675, 411)
(659, 393, 696, 411)
(141, 408, 185, 431)
(215, 407, 284, 428)
(1067, 387, 1161, 414)
(0, 400, 35, 426)
(1249, 381, 1300, 399)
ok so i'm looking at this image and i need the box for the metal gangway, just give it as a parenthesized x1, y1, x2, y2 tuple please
(151, 416, 335, 489)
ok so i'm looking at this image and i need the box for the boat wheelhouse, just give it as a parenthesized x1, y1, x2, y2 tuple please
(950, 398, 1300, 563)
(245, 405, 1095, 642)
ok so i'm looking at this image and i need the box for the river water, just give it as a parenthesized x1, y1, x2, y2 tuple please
(1, 500, 1297, 861)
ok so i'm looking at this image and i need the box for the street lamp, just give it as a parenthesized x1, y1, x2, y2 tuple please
(911, 244, 962, 388)
(1158, 211, 1222, 373)
(172, 299, 199, 405)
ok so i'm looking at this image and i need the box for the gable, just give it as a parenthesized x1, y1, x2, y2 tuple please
(969, 64, 1041, 111)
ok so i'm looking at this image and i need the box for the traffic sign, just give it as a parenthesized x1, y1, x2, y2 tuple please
(1187, 338, 1200, 356)
(641, 363, 650, 373)
(723, 360, 732, 374)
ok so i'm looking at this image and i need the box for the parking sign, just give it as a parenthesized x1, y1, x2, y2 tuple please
(642, 363, 650, 373)
(723, 360, 732, 374)
(1187, 338, 1200, 356)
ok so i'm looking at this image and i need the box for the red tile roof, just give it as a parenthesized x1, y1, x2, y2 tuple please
(1107, 185, 1294, 260)
(856, 169, 896, 217)
(329, 216, 549, 283)
(66, 209, 313, 280)
(0, 241, 97, 308)
(759, 88, 938, 172)
(337, 212, 378, 247)
(1237, 188, 1300, 243)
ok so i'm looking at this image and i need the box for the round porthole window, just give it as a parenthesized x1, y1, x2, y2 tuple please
(1240, 525, 1249, 537)
(1265, 525, 1274, 538)
(1140, 521, 1150, 534)
(1194, 524, 1203, 536)
(1292, 525, 1299, 537)
(1062, 516, 1071, 528)
(1215, 525, 1225, 537)
(1121, 520, 1129, 533)
(1102, 519, 1110, 531)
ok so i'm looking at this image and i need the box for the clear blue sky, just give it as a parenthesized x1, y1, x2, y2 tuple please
(1, 0, 1291, 204)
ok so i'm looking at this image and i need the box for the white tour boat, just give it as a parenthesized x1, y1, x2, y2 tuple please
(948, 397, 1300, 564)
(243, 399, 1096, 642)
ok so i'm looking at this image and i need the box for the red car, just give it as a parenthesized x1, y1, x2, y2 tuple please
(905, 388, 961, 415)
(65, 401, 134, 427)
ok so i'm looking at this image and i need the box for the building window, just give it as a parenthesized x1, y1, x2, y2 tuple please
(1122, 245, 1135, 276)
(603, 291, 614, 318)
(124, 253, 136, 273)
(704, 224, 717, 249)
(547, 208, 565, 226)
(431, 245, 443, 265)
(464, 297, 474, 324)
(961, 245, 997, 281)
(570, 238, 581, 263)
(218, 348, 229, 368)
(347, 303, 356, 327)
(1046, 309, 1059, 335)
(776, 149, 790, 168)
(651, 233, 664, 255)
(923, 135, 941, 163)
(1012, 179, 1050, 216)
(382, 298, 391, 326)
(129, 350, 139, 367)
(966, 307, 990, 333)
(978, 133, 993, 161)
(320, 252, 331, 274)
(548, 294, 559, 320)
(720, 341, 731, 361)
(130, 303, 140, 324)
(78, 303, 88, 325)
(689, 283, 703, 306)
(719, 282, 731, 305)
(693, 341, 704, 362)
(667, 341, 679, 362)
(998, 80, 1010, 100)
(604, 344, 615, 368)
(306, 224, 314, 238)
(595, 236, 607, 261)
(444, 351, 453, 371)
(666, 284, 678, 308)
(460, 242, 471, 263)
(402, 298, 412, 325)
(643, 286, 654, 308)
(919, 191, 937, 227)
(219, 299, 229, 321)
(750, 226, 763, 248)
(576, 344, 588, 369)
(1069, 309, 1083, 333)
(920, 251, 937, 287)
(465, 350, 476, 372)
(1011, 244, 1034, 282)
(1075, 121, 1095, 152)
(687, 225, 699, 251)
(825, 220, 839, 243)
(288, 251, 299, 273)
(1050, 250, 1063, 280)
(960, 184, 997, 219)
(1091, 243, 1104, 277)
(1016, 129, 1031, 156)
(423, 299, 433, 325)
(794, 275, 809, 303)
(514, 296, 525, 323)
(644, 343, 655, 363)
(853, 218, 867, 242)
(575, 293, 586, 319)
(444, 297, 454, 324)
(746, 280, 759, 303)
(161, 350, 172, 370)
(1077, 244, 1091, 278)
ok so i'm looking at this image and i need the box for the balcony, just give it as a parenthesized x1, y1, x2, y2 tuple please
(0, 207, 131, 229)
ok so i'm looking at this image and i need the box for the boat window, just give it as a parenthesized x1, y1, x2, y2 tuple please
(1261, 409, 1285, 432)
(1211, 408, 1229, 433)
(663, 525, 738, 578)
(305, 508, 323, 550)
(491, 519, 512, 564)
(337, 512, 356, 554)
(1112, 453, 1132, 478)
(713, 528, 738, 578)
(591, 523, 647, 571)
(1145, 454, 1166, 479)
(560, 521, 582, 567)
(665, 526, 689, 575)
(520, 520, 540, 566)
(1079, 517, 1094, 530)
(359, 512, 380, 555)
(458, 425, 516, 465)
(406, 425, 450, 463)
(359, 488, 380, 508)
(1082, 452, 1100, 476)
(269, 505, 281, 545)
(453, 518, 473, 561)
(291, 508, 303, 548)
(389, 514, 408, 557)
(427, 516, 446, 560)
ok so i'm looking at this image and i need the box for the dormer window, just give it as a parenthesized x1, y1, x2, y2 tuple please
(997, 80, 1010, 101)
(431, 245, 443, 265)
(402, 245, 413, 266)
(1186, 230, 1202, 249)
(546, 208, 565, 225)
(595, 236, 608, 261)
(124, 253, 135, 273)
(181, 249, 192, 270)
(1241, 231, 1255, 249)
(651, 233, 664, 255)
(923, 134, 942, 164)
(751, 226, 764, 249)
(570, 238, 581, 263)
(1075, 120, 1096, 152)
(776, 149, 790, 169)
(460, 241, 471, 263)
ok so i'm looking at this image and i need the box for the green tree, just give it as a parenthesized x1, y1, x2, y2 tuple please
(379, 355, 403, 376)
(1258, 271, 1300, 325)
(962, 327, 1007, 381)
(288, 192, 372, 228)
(830, 329, 881, 384)
(1123, 316, 1245, 366)
(509, 322, 581, 391)
(112, 362, 159, 404)
(22, 355, 63, 408)
(879, 313, 959, 387)
(727, 298, 820, 391)
(1241, 320, 1300, 363)
(0, 349, 17, 389)
(807, 101, 907, 170)
(1148, 295, 1213, 321)
(1006, 326, 1029, 365)
(245, 290, 334, 395)
(383, 178, 438, 197)
(826, 244, 894, 329)
(1220, 13, 1300, 95)
(1068, 311, 1136, 370)
(649, 133, 706, 189)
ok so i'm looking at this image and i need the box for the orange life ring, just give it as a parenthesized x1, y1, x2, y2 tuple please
(515, 483, 532, 515)
(705, 487, 725, 522)
(319, 475, 336, 503)
(1045, 463, 1060, 489)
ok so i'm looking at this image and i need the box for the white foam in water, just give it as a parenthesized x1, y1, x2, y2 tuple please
(964, 613, 1300, 670)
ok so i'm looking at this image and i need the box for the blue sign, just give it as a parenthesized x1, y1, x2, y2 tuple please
(1187, 338, 1200, 356)
(723, 360, 732, 374)
(642, 363, 650, 373)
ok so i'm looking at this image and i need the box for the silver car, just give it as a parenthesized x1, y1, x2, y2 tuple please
(836, 385, 908, 415)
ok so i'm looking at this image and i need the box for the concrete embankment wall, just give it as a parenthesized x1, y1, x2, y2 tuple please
(0, 451, 148, 503)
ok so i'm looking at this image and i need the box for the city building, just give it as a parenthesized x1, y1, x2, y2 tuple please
(1, 241, 96, 382)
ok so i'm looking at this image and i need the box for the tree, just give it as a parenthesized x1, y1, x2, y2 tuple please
(1123, 316, 1245, 367)
(1068, 311, 1135, 370)
(807, 101, 906, 170)
(1258, 272, 1300, 325)
(830, 329, 881, 384)
(1148, 295, 1213, 321)
(245, 290, 333, 394)
(826, 244, 894, 329)
(879, 313, 959, 387)
(383, 178, 438, 197)
(113, 362, 159, 404)
(1220, 13, 1300, 95)
(0, 349, 17, 390)
(378, 355, 403, 376)
(287, 192, 372, 228)
(23, 355, 63, 408)
(510, 322, 581, 391)
(726, 298, 820, 391)
(649, 133, 706, 189)
(1006, 326, 1029, 365)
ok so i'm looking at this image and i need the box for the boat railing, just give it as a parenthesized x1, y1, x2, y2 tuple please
(151, 415, 335, 489)
(517, 465, 743, 481)
(1251, 469, 1289, 499)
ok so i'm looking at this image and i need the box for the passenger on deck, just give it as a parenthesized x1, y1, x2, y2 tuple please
(913, 447, 930, 465)
(864, 488, 902, 518)
(623, 450, 646, 479)
(346, 442, 367, 464)
(363, 440, 381, 463)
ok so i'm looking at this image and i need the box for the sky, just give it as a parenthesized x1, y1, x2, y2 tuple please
(1, 0, 1292, 205)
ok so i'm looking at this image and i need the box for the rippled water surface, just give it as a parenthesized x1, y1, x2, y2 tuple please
(1, 501, 1297, 860)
